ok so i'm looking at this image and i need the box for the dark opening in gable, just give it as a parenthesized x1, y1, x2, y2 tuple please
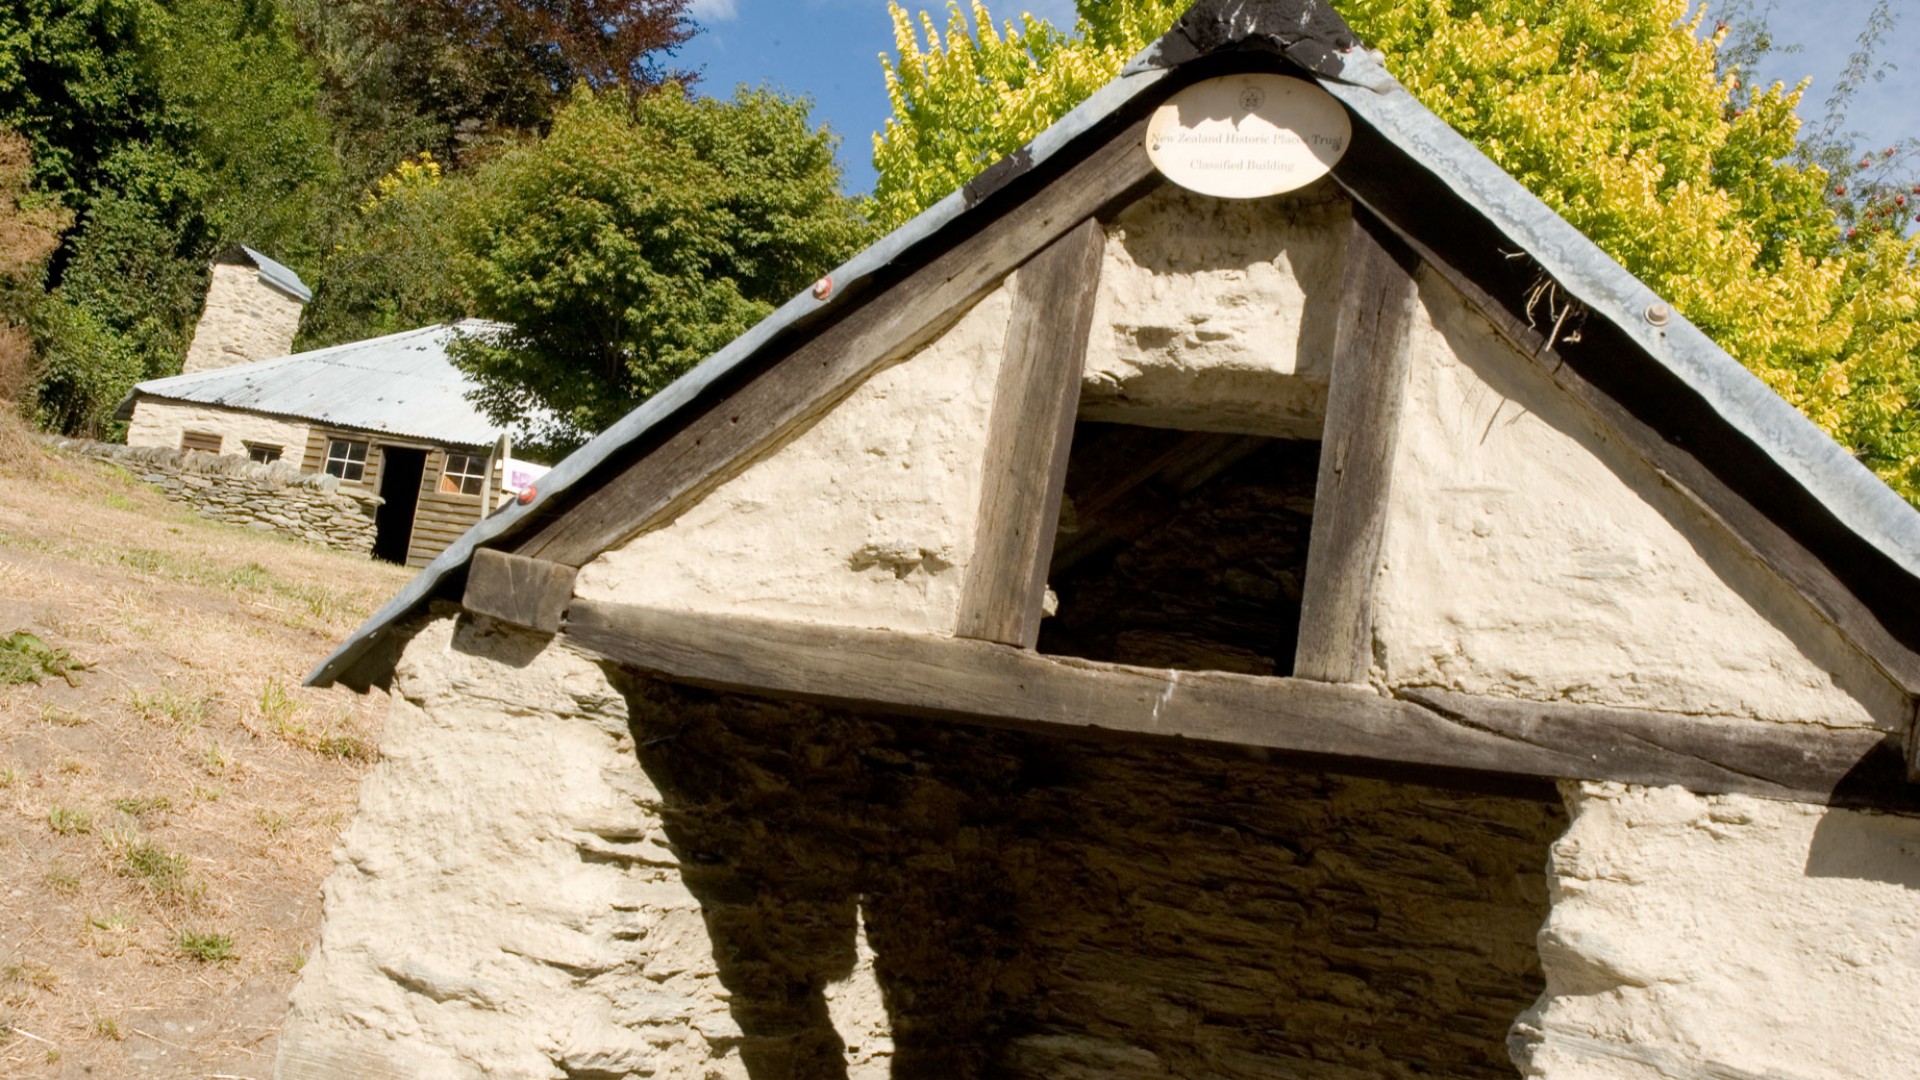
(1037, 421, 1319, 676)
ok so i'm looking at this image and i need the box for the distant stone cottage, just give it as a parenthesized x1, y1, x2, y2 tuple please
(120, 322, 538, 568)
(278, 2, 1920, 1078)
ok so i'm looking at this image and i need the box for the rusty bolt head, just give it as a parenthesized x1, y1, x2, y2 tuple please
(517, 486, 537, 506)
(812, 276, 834, 301)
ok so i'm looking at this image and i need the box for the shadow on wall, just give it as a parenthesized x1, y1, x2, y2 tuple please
(619, 676, 1566, 1080)
(1805, 805, 1920, 891)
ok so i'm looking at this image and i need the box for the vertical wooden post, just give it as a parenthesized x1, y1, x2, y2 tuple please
(955, 217, 1108, 648)
(1293, 209, 1423, 683)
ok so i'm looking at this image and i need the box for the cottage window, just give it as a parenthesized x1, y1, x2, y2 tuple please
(324, 438, 369, 482)
(180, 430, 222, 455)
(244, 442, 282, 464)
(439, 453, 487, 496)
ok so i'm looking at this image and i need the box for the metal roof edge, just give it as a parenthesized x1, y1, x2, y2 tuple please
(236, 246, 314, 303)
(303, 67, 1174, 688)
(1319, 51, 1920, 577)
(308, 32, 1920, 690)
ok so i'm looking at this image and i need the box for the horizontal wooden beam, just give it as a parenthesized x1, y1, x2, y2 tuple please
(513, 118, 1159, 569)
(462, 548, 577, 634)
(564, 601, 1918, 811)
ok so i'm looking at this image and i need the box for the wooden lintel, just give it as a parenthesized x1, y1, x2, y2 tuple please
(564, 601, 1920, 812)
(1333, 183, 1920, 701)
(955, 217, 1106, 647)
(1293, 209, 1422, 684)
(462, 548, 577, 634)
(511, 118, 1159, 569)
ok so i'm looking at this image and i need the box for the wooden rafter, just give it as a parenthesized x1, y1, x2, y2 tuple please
(1292, 209, 1422, 684)
(1332, 183, 1920, 699)
(955, 218, 1107, 647)
(563, 601, 1918, 811)
(508, 119, 1160, 570)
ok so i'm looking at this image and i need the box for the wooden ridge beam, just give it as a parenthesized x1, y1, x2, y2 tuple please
(513, 118, 1160, 569)
(956, 217, 1106, 647)
(1293, 208, 1422, 684)
(564, 601, 1918, 811)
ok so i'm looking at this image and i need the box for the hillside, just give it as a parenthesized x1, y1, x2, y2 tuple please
(0, 417, 411, 1077)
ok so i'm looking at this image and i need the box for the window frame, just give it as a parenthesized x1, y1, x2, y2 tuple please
(180, 430, 222, 455)
(244, 441, 283, 465)
(324, 438, 370, 482)
(439, 452, 488, 497)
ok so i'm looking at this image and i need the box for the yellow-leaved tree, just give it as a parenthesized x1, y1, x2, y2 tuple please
(872, 0, 1920, 505)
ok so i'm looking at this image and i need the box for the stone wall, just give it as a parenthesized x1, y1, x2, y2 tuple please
(278, 614, 1564, 1079)
(1516, 783, 1920, 1080)
(126, 398, 312, 462)
(182, 262, 305, 374)
(53, 438, 378, 555)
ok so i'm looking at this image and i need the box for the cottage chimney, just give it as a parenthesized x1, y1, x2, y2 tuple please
(180, 246, 312, 374)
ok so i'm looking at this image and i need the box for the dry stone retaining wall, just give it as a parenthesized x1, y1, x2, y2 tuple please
(52, 438, 378, 555)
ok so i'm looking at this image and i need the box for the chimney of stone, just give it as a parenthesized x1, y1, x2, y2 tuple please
(180, 246, 312, 374)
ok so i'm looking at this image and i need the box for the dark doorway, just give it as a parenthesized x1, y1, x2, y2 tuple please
(1037, 422, 1321, 677)
(372, 447, 425, 564)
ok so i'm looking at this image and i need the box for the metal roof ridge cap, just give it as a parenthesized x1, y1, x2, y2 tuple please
(1321, 64, 1920, 574)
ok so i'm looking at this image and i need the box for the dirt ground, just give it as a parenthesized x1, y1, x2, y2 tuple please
(0, 417, 413, 1077)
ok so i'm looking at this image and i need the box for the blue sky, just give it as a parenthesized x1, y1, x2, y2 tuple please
(676, 0, 1917, 198)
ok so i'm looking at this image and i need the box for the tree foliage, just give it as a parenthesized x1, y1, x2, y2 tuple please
(873, 0, 1920, 504)
(446, 87, 874, 453)
(0, 130, 71, 402)
(0, 0, 340, 436)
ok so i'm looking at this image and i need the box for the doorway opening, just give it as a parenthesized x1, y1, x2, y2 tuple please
(373, 447, 426, 565)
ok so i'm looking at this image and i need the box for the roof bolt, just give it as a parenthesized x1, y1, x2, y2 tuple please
(812, 276, 834, 301)
(517, 486, 537, 506)
(1644, 302, 1672, 327)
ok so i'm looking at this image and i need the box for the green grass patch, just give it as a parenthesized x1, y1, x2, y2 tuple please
(0, 632, 89, 686)
(47, 806, 92, 835)
(126, 687, 214, 730)
(172, 929, 234, 964)
(110, 834, 193, 901)
(111, 795, 171, 820)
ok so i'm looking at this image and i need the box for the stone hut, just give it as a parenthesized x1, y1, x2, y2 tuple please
(181, 246, 311, 374)
(281, 2, 1920, 1077)
(122, 322, 537, 568)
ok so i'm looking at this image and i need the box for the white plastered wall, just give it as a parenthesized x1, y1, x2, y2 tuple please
(574, 280, 1017, 634)
(1375, 266, 1908, 732)
(276, 615, 894, 1079)
(1081, 182, 1346, 438)
(1513, 783, 1920, 1080)
(126, 398, 310, 461)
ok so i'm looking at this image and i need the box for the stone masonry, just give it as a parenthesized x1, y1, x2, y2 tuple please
(182, 261, 305, 374)
(53, 438, 378, 555)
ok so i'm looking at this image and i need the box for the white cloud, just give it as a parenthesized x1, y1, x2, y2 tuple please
(690, 0, 739, 22)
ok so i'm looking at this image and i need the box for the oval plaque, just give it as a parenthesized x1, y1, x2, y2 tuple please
(1145, 75, 1351, 198)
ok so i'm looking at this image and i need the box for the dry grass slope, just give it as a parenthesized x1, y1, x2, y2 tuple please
(0, 411, 412, 1077)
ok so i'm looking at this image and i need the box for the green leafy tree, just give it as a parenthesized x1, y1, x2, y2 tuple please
(0, 129, 71, 403)
(295, 152, 472, 350)
(447, 86, 874, 452)
(1, 0, 341, 436)
(873, 0, 1920, 504)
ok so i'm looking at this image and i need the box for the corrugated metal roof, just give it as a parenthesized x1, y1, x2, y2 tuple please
(232, 246, 313, 303)
(306, 0, 1920, 688)
(127, 320, 511, 447)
